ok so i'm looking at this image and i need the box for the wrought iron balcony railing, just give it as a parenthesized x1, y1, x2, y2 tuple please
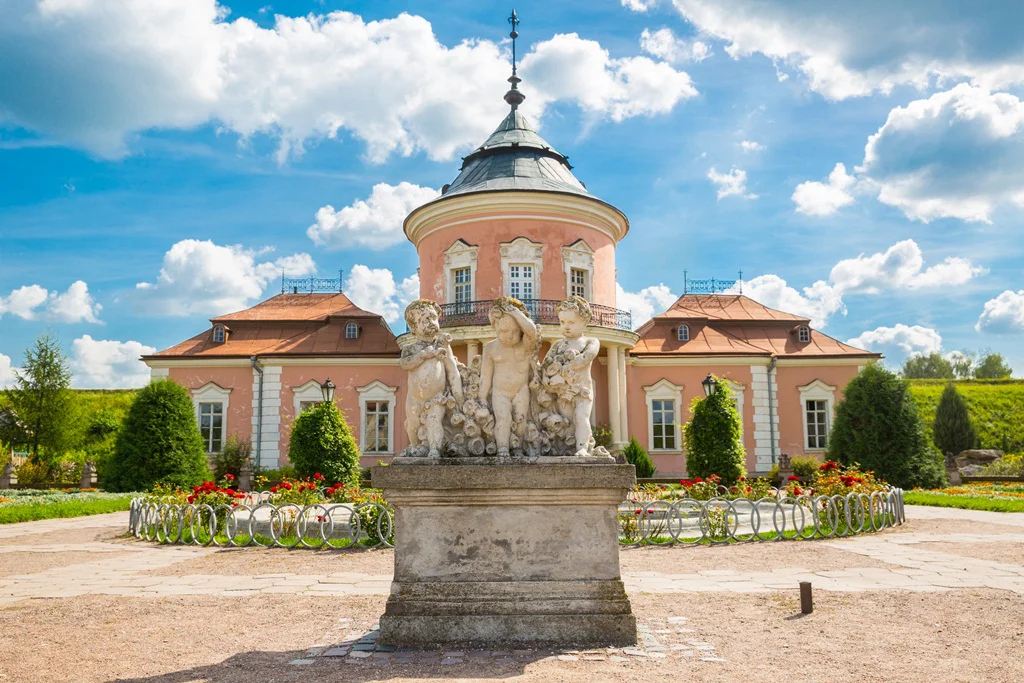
(438, 299, 632, 332)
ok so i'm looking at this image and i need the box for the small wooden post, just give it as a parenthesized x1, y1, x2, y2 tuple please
(799, 581, 813, 614)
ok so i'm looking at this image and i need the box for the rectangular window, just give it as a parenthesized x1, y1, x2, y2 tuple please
(508, 264, 534, 300)
(651, 398, 676, 450)
(570, 268, 587, 299)
(363, 400, 390, 453)
(198, 402, 224, 453)
(453, 267, 472, 305)
(806, 399, 829, 449)
(299, 401, 321, 414)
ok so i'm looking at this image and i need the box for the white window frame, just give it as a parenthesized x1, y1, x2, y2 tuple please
(212, 325, 226, 343)
(798, 379, 836, 452)
(444, 239, 479, 305)
(358, 380, 397, 455)
(562, 239, 594, 301)
(643, 378, 683, 453)
(798, 326, 811, 343)
(500, 236, 544, 300)
(345, 321, 359, 339)
(508, 263, 536, 301)
(191, 382, 231, 454)
(453, 267, 473, 305)
(292, 379, 327, 418)
(677, 324, 690, 342)
(569, 268, 588, 299)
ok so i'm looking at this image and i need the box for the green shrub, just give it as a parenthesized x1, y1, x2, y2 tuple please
(790, 455, 821, 479)
(979, 453, 1024, 477)
(827, 365, 945, 490)
(593, 422, 613, 450)
(288, 402, 360, 486)
(104, 380, 210, 492)
(213, 435, 252, 481)
(932, 383, 978, 455)
(908, 379, 1024, 452)
(682, 380, 745, 486)
(623, 437, 656, 478)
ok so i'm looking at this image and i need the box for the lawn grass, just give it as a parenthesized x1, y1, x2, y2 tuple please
(904, 491, 1024, 513)
(0, 497, 135, 524)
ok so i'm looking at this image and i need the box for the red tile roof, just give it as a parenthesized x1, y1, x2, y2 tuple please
(212, 293, 375, 323)
(655, 294, 809, 322)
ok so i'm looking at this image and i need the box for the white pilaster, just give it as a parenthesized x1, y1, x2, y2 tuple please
(149, 367, 169, 382)
(252, 364, 282, 469)
(606, 345, 622, 446)
(750, 364, 779, 470)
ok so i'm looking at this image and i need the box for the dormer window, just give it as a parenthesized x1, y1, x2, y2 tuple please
(212, 325, 226, 343)
(677, 324, 690, 342)
(346, 322, 359, 339)
(798, 326, 811, 343)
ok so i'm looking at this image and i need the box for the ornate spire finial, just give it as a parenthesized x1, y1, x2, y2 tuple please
(504, 9, 526, 110)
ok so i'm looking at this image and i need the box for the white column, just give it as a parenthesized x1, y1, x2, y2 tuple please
(467, 340, 481, 364)
(618, 347, 629, 443)
(606, 345, 622, 446)
(750, 364, 779, 471)
(149, 367, 169, 382)
(251, 365, 282, 469)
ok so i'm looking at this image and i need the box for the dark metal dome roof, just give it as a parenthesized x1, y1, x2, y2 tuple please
(440, 109, 590, 198)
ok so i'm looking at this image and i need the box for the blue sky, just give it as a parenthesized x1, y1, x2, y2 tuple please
(1, 0, 1022, 387)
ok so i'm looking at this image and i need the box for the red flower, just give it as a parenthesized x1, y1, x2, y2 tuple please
(314, 472, 324, 480)
(793, 487, 803, 496)
(680, 479, 693, 487)
(634, 509, 642, 515)
(225, 473, 235, 481)
(745, 486, 752, 493)
(738, 476, 746, 482)
(694, 477, 703, 483)
(788, 475, 800, 481)
(270, 486, 278, 493)
(282, 482, 292, 490)
(326, 488, 335, 497)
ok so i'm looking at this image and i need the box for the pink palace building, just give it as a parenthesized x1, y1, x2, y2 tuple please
(143, 69, 881, 478)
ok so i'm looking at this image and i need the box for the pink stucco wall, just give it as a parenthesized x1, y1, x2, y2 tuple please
(278, 365, 407, 470)
(415, 213, 618, 308)
(774, 364, 862, 458)
(167, 366, 253, 447)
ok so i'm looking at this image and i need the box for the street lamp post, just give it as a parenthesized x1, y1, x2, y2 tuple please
(321, 378, 336, 403)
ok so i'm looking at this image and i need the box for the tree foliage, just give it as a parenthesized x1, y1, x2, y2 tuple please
(623, 437, 656, 478)
(104, 380, 210, 492)
(3, 333, 76, 463)
(288, 402, 361, 485)
(902, 352, 954, 380)
(827, 365, 945, 489)
(682, 380, 745, 486)
(974, 352, 1013, 379)
(932, 384, 978, 456)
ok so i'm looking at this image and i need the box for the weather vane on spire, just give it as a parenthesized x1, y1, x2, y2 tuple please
(504, 9, 526, 110)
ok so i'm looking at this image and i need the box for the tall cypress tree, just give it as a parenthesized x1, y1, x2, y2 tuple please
(933, 383, 977, 456)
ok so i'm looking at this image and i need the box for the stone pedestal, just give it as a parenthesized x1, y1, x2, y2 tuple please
(371, 462, 637, 647)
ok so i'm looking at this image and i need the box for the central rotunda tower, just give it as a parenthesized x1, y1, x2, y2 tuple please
(402, 21, 639, 448)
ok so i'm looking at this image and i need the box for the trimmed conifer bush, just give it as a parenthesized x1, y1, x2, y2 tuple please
(683, 380, 745, 486)
(827, 364, 945, 489)
(104, 380, 210, 492)
(623, 437, 656, 478)
(933, 383, 978, 456)
(288, 402, 361, 485)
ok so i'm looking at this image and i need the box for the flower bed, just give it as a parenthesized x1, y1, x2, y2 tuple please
(0, 489, 139, 524)
(905, 482, 1024, 512)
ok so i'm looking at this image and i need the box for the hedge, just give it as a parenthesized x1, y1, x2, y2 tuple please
(908, 379, 1024, 452)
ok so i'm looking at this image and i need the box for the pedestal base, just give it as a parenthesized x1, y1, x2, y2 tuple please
(371, 463, 637, 647)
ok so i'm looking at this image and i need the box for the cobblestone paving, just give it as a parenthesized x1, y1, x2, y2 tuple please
(3, 506, 1024, 607)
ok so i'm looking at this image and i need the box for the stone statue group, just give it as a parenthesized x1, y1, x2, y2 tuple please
(400, 295, 610, 460)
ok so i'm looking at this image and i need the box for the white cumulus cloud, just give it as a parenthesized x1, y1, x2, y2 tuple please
(670, 0, 1024, 99)
(0, 3, 697, 162)
(622, 0, 659, 13)
(640, 28, 711, 64)
(134, 239, 316, 316)
(70, 335, 156, 389)
(0, 353, 19, 389)
(707, 166, 757, 200)
(731, 275, 845, 329)
(307, 182, 438, 250)
(847, 324, 943, 361)
(616, 282, 679, 329)
(740, 140, 764, 152)
(0, 281, 101, 323)
(976, 290, 1024, 334)
(344, 266, 419, 325)
(792, 163, 856, 216)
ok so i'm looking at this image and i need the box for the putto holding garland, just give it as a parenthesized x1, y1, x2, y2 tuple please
(398, 295, 610, 461)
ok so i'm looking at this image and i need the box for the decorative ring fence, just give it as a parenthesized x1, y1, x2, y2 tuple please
(128, 488, 905, 549)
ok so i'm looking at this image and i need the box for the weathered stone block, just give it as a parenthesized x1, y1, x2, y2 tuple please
(372, 462, 637, 647)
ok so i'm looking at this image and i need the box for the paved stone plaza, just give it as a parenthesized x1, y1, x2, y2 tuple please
(2, 506, 1024, 681)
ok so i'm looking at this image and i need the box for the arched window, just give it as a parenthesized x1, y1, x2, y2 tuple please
(677, 324, 689, 342)
(798, 326, 811, 343)
(346, 322, 359, 339)
(212, 325, 225, 343)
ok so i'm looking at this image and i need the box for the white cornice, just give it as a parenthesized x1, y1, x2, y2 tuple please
(629, 356, 772, 367)
(145, 357, 400, 368)
(403, 192, 629, 246)
(776, 357, 878, 367)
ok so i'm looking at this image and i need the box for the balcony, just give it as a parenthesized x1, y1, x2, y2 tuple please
(438, 299, 633, 332)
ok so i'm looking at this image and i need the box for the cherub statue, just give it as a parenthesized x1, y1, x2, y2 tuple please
(401, 299, 464, 458)
(540, 296, 601, 456)
(480, 297, 539, 457)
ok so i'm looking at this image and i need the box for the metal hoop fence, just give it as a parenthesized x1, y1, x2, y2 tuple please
(129, 488, 904, 549)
